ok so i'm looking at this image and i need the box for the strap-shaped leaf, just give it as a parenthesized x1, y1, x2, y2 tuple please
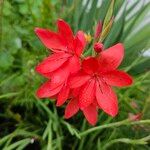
(104, 3, 127, 48)
(80, 0, 98, 31)
(99, 17, 114, 42)
(102, 0, 115, 29)
(121, 2, 149, 41)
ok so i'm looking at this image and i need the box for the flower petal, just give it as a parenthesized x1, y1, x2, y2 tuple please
(57, 19, 74, 50)
(35, 28, 67, 51)
(35, 53, 70, 74)
(57, 85, 70, 106)
(82, 57, 99, 74)
(69, 71, 91, 88)
(36, 80, 64, 98)
(103, 70, 133, 87)
(64, 98, 79, 119)
(74, 31, 86, 56)
(96, 80, 118, 116)
(72, 87, 81, 97)
(83, 104, 98, 126)
(98, 43, 124, 72)
(50, 63, 70, 87)
(68, 56, 81, 74)
(79, 79, 95, 109)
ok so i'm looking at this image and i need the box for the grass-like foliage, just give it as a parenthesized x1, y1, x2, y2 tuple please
(0, 0, 150, 149)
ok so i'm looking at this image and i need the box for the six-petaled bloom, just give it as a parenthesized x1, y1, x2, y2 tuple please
(35, 19, 133, 126)
(68, 44, 133, 125)
(35, 19, 86, 106)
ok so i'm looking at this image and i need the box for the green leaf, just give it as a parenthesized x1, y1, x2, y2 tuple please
(97, 0, 110, 21)
(129, 57, 150, 75)
(114, 0, 124, 16)
(3, 139, 31, 150)
(0, 51, 14, 71)
(100, 17, 114, 42)
(126, 0, 139, 15)
(125, 24, 150, 49)
(103, 0, 114, 29)
(104, 3, 126, 47)
(121, 3, 149, 41)
(80, 0, 98, 31)
(73, 0, 86, 32)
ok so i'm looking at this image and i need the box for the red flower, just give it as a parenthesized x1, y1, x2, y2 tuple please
(35, 19, 86, 76)
(70, 43, 133, 118)
(65, 98, 98, 126)
(35, 19, 86, 106)
(35, 19, 133, 126)
(64, 87, 99, 125)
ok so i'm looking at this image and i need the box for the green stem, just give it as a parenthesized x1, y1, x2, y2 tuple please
(103, 135, 150, 149)
(34, 94, 55, 120)
(79, 119, 150, 137)
(0, 92, 21, 99)
(78, 119, 87, 150)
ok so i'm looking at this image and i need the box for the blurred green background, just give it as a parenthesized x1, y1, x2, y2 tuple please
(0, 0, 150, 149)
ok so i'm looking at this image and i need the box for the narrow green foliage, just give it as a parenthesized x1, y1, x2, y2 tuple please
(104, 3, 127, 48)
(103, 0, 114, 29)
(0, 0, 150, 149)
(99, 17, 114, 42)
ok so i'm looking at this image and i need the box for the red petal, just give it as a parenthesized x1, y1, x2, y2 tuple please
(98, 43, 124, 72)
(69, 71, 91, 88)
(103, 70, 133, 87)
(83, 104, 98, 126)
(82, 57, 99, 74)
(36, 80, 63, 98)
(35, 53, 70, 74)
(74, 31, 86, 56)
(57, 19, 74, 50)
(72, 87, 81, 97)
(50, 64, 70, 87)
(57, 85, 70, 106)
(96, 80, 118, 116)
(76, 31, 86, 48)
(35, 28, 67, 51)
(68, 56, 81, 74)
(64, 98, 79, 119)
(79, 79, 95, 109)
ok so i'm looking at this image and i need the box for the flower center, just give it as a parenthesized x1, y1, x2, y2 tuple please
(92, 73, 99, 78)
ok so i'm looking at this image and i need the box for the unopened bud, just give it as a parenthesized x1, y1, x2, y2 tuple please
(128, 113, 142, 121)
(94, 20, 102, 39)
(94, 43, 103, 53)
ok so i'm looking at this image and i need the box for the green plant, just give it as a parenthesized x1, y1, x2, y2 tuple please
(0, 0, 150, 149)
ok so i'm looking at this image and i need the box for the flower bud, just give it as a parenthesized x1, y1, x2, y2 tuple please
(94, 43, 103, 53)
(128, 113, 142, 121)
(94, 21, 102, 39)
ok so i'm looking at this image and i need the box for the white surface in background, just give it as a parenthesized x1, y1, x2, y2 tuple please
(143, 50, 150, 56)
